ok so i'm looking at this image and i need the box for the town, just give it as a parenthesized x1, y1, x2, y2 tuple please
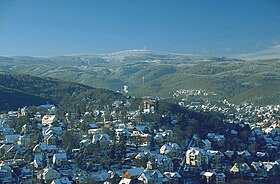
(0, 95, 279, 184)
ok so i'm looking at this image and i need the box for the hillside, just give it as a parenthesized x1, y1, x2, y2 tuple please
(0, 50, 280, 105)
(0, 72, 122, 111)
(0, 85, 47, 110)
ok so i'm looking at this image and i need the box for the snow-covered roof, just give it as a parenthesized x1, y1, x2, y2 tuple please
(160, 144, 173, 154)
(186, 147, 205, 156)
(118, 178, 131, 184)
(163, 172, 181, 179)
(42, 167, 60, 177)
(206, 150, 223, 157)
(224, 150, 234, 157)
(200, 171, 214, 177)
(91, 170, 109, 182)
(53, 153, 67, 160)
(140, 169, 163, 180)
(33, 142, 58, 152)
(51, 177, 71, 184)
(88, 123, 98, 129)
(39, 104, 55, 109)
(202, 139, 211, 145)
(126, 167, 144, 177)
(42, 115, 56, 121)
(207, 133, 215, 139)
(171, 142, 181, 150)
(92, 134, 111, 143)
(134, 125, 148, 132)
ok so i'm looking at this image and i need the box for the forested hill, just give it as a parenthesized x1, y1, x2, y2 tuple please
(1, 51, 280, 105)
(0, 72, 122, 111)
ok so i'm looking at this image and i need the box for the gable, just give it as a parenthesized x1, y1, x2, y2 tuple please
(230, 165, 239, 172)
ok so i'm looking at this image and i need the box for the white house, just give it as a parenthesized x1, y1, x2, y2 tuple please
(53, 153, 67, 167)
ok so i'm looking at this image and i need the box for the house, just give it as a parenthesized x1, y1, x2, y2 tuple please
(160, 143, 181, 157)
(3, 145, 24, 158)
(1, 127, 14, 135)
(87, 123, 100, 134)
(154, 133, 164, 144)
(34, 154, 44, 168)
(123, 167, 144, 180)
(42, 115, 56, 125)
(230, 163, 251, 176)
(206, 150, 224, 169)
(162, 130, 173, 142)
(230, 129, 238, 135)
(142, 97, 157, 114)
(154, 154, 174, 172)
(44, 126, 63, 136)
(18, 166, 33, 182)
(38, 167, 61, 184)
(21, 124, 35, 134)
(262, 161, 279, 176)
(118, 178, 132, 184)
(251, 127, 264, 137)
(202, 139, 211, 150)
(138, 169, 163, 184)
(92, 133, 111, 149)
(127, 110, 140, 120)
(39, 104, 56, 110)
(237, 150, 252, 161)
(34, 114, 42, 122)
(207, 133, 215, 140)
(0, 143, 13, 155)
(7, 110, 18, 117)
(79, 139, 92, 147)
(33, 142, 58, 156)
(200, 171, 216, 184)
(51, 177, 71, 184)
(135, 152, 149, 167)
(44, 134, 60, 146)
(53, 153, 67, 167)
(112, 100, 124, 108)
(115, 128, 130, 142)
(162, 172, 182, 184)
(90, 170, 110, 183)
(126, 131, 151, 148)
(216, 173, 226, 184)
(19, 106, 30, 116)
(160, 144, 173, 155)
(133, 126, 150, 135)
(5, 134, 20, 143)
(139, 134, 152, 147)
(214, 134, 225, 146)
(0, 163, 12, 184)
(18, 134, 31, 147)
(224, 150, 234, 160)
(256, 152, 267, 158)
(106, 170, 122, 184)
(200, 171, 226, 184)
(0, 117, 9, 128)
(186, 147, 208, 167)
(251, 161, 267, 177)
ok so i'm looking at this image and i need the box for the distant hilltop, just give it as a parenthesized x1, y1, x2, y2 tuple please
(0, 48, 280, 105)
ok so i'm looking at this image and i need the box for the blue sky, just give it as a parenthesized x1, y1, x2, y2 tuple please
(0, 0, 280, 56)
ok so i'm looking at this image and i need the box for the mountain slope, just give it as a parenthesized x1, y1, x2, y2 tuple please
(0, 85, 47, 110)
(0, 72, 122, 111)
(1, 50, 280, 105)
